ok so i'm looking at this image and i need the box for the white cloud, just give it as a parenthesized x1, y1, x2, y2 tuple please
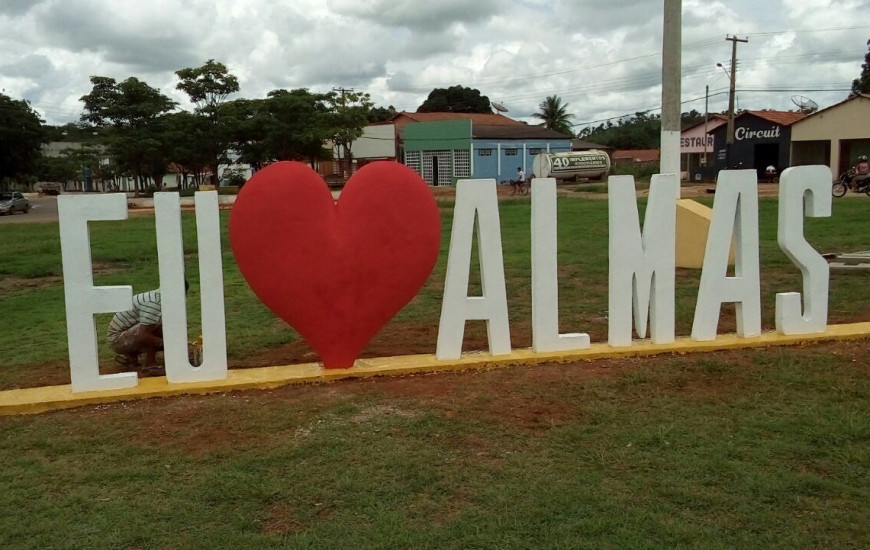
(327, 0, 502, 31)
(0, 0, 865, 127)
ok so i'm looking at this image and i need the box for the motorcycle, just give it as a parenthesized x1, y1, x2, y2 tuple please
(832, 167, 870, 197)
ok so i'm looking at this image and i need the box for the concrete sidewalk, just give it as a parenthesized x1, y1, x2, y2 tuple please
(127, 191, 342, 210)
(127, 195, 238, 210)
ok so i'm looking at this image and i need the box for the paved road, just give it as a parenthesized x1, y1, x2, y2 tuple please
(0, 195, 59, 224)
(0, 193, 243, 225)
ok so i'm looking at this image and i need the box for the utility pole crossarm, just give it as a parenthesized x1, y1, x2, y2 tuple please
(332, 87, 355, 101)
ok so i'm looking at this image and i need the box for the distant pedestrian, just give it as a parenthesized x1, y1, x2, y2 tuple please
(512, 166, 527, 195)
(850, 155, 869, 191)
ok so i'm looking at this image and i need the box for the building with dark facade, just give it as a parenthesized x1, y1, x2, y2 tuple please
(709, 110, 806, 180)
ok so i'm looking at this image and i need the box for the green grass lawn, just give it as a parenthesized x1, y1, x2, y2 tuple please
(2, 194, 870, 388)
(0, 342, 868, 549)
(0, 193, 869, 548)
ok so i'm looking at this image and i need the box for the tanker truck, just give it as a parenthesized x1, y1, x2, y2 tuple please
(531, 151, 611, 182)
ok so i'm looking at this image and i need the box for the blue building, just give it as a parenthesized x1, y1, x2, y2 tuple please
(397, 112, 572, 185)
(472, 125, 573, 183)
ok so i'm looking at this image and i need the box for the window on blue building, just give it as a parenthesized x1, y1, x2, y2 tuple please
(477, 149, 492, 156)
(505, 149, 518, 156)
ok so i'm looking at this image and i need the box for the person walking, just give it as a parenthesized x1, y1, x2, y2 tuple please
(512, 166, 527, 195)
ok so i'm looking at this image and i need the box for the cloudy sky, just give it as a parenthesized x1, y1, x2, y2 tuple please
(1, 0, 868, 131)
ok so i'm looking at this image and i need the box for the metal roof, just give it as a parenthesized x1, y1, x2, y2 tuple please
(739, 110, 807, 126)
(392, 111, 524, 126)
(472, 125, 573, 140)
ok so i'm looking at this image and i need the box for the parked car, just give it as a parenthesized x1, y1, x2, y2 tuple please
(0, 191, 30, 215)
(36, 182, 63, 195)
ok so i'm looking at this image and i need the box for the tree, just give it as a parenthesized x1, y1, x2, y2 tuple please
(80, 76, 176, 193)
(577, 109, 713, 149)
(220, 98, 270, 173)
(531, 95, 574, 135)
(681, 109, 705, 130)
(417, 85, 491, 113)
(578, 112, 662, 149)
(327, 90, 374, 175)
(163, 111, 214, 187)
(35, 155, 79, 184)
(368, 105, 395, 122)
(81, 76, 175, 129)
(176, 59, 240, 115)
(258, 89, 332, 164)
(60, 145, 110, 191)
(0, 93, 44, 188)
(44, 122, 101, 143)
(852, 39, 870, 96)
(175, 60, 240, 185)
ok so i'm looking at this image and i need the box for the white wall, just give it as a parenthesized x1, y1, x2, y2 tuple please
(680, 119, 726, 155)
(339, 124, 396, 160)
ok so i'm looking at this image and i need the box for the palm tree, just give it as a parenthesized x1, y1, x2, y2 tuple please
(532, 95, 574, 136)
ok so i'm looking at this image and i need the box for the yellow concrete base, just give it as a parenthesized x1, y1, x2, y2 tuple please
(3, 322, 870, 415)
(676, 198, 735, 269)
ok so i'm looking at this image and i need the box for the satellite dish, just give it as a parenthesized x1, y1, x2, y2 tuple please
(791, 95, 819, 114)
(492, 101, 509, 113)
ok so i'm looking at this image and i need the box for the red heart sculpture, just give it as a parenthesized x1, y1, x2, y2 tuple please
(229, 161, 442, 368)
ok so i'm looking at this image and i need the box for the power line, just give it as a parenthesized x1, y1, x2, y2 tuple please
(386, 25, 870, 95)
(432, 45, 857, 110)
(574, 91, 730, 127)
(573, 85, 851, 129)
(332, 87, 355, 99)
(745, 25, 870, 38)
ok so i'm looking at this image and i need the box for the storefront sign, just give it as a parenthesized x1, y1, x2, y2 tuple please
(735, 125, 781, 141)
(680, 136, 713, 148)
(58, 163, 834, 393)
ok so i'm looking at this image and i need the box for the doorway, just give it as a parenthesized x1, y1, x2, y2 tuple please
(753, 143, 779, 182)
(432, 157, 440, 187)
(422, 151, 451, 186)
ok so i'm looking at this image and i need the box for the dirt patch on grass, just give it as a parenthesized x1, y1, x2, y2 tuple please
(0, 358, 173, 391)
(1, 361, 71, 389)
(350, 404, 416, 423)
(233, 322, 499, 368)
(356, 359, 624, 431)
(111, 395, 261, 455)
(0, 275, 64, 293)
(138, 415, 260, 454)
(0, 262, 123, 294)
(260, 503, 306, 535)
(50, 338, 870, 457)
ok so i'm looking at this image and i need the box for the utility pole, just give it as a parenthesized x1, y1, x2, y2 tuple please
(725, 35, 748, 168)
(703, 84, 709, 167)
(660, 0, 682, 180)
(332, 87, 354, 101)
